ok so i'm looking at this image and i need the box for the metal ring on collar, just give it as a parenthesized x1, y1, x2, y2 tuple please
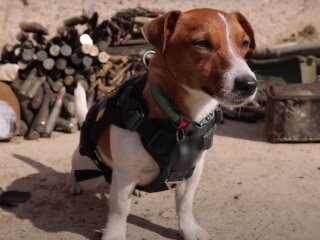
(176, 129, 185, 142)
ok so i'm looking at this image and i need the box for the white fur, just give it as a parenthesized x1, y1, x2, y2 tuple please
(176, 154, 210, 240)
(109, 126, 160, 186)
(218, 13, 257, 101)
(183, 85, 219, 122)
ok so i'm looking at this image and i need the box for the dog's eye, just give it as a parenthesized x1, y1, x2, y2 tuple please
(242, 39, 250, 48)
(193, 40, 212, 50)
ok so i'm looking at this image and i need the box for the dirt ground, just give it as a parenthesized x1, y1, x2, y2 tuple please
(0, 120, 319, 240)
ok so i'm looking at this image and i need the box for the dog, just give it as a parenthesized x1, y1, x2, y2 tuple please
(68, 8, 257, 240)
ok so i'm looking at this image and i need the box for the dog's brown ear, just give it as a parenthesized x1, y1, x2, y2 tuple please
(142, 11, 182, 52)
(232, 12, 256, 50)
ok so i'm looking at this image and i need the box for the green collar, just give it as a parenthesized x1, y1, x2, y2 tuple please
(151, 84, 215, 133)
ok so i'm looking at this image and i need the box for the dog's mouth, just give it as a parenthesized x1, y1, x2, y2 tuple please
(202, 86, 256, 107)
(220, 91, 257, 108)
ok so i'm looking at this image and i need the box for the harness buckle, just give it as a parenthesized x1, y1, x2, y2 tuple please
(125, 108, 144, 131)
(165, 179, 184, 190)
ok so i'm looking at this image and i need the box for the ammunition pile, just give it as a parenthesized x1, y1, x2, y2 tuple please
(0, 8, 161, 140)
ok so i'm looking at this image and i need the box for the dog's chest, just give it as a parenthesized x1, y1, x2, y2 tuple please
(109, 125, 160, 186)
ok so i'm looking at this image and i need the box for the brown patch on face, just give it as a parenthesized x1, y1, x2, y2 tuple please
(142, 10, 182, 52)
(231, 12, 256, 50)
(154, 9, 255, 99)
(161, 9, 231, 97)
(228, 12, 256, 58)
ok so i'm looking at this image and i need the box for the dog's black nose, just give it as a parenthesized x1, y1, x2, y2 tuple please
(234, 76, 257, 97)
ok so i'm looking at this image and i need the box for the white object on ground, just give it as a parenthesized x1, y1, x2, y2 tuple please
(0, 64, 19, 82)
(0, 101, 16, 140)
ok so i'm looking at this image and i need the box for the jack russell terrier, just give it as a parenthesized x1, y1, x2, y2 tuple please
(68, 8, 257, 240)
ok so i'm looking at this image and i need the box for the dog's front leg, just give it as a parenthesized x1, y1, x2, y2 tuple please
(102, 169, 137, 240)
(175, 153, 211, 240)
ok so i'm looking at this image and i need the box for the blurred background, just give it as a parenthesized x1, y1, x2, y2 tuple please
(1, 0, 320, 49)
(0, 1, 319, 240)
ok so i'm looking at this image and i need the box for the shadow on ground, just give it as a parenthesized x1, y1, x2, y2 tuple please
(215, 120, 267, 142)
(1, 154, 180, 240)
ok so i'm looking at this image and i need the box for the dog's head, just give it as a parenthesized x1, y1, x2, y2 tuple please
(142, 8, 257, 107)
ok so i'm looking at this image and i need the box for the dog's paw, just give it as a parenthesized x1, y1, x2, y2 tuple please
(102, 224, 126, 240)
(180, 220, 211, 240)
(132, 188, 148, 197)
(102, 233, 126, 240)
(66, 173, 82, 195)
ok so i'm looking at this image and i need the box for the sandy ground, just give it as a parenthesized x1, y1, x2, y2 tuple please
(0, 120, 319, 240)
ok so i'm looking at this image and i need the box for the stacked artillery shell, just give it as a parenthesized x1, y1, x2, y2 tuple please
(0, 8, 161, 140)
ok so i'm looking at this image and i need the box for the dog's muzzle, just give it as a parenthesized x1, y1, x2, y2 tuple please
(233, 75, 257, 97)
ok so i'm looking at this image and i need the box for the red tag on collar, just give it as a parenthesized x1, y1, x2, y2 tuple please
(175, 117, 191, 130)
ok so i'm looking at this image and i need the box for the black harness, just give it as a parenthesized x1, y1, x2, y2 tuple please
(77, 74, 216, 193)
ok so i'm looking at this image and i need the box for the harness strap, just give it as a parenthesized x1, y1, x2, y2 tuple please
(75, 169, 104, 182)
(75, 148, 113, 183)
(78, 74, 216, 193)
